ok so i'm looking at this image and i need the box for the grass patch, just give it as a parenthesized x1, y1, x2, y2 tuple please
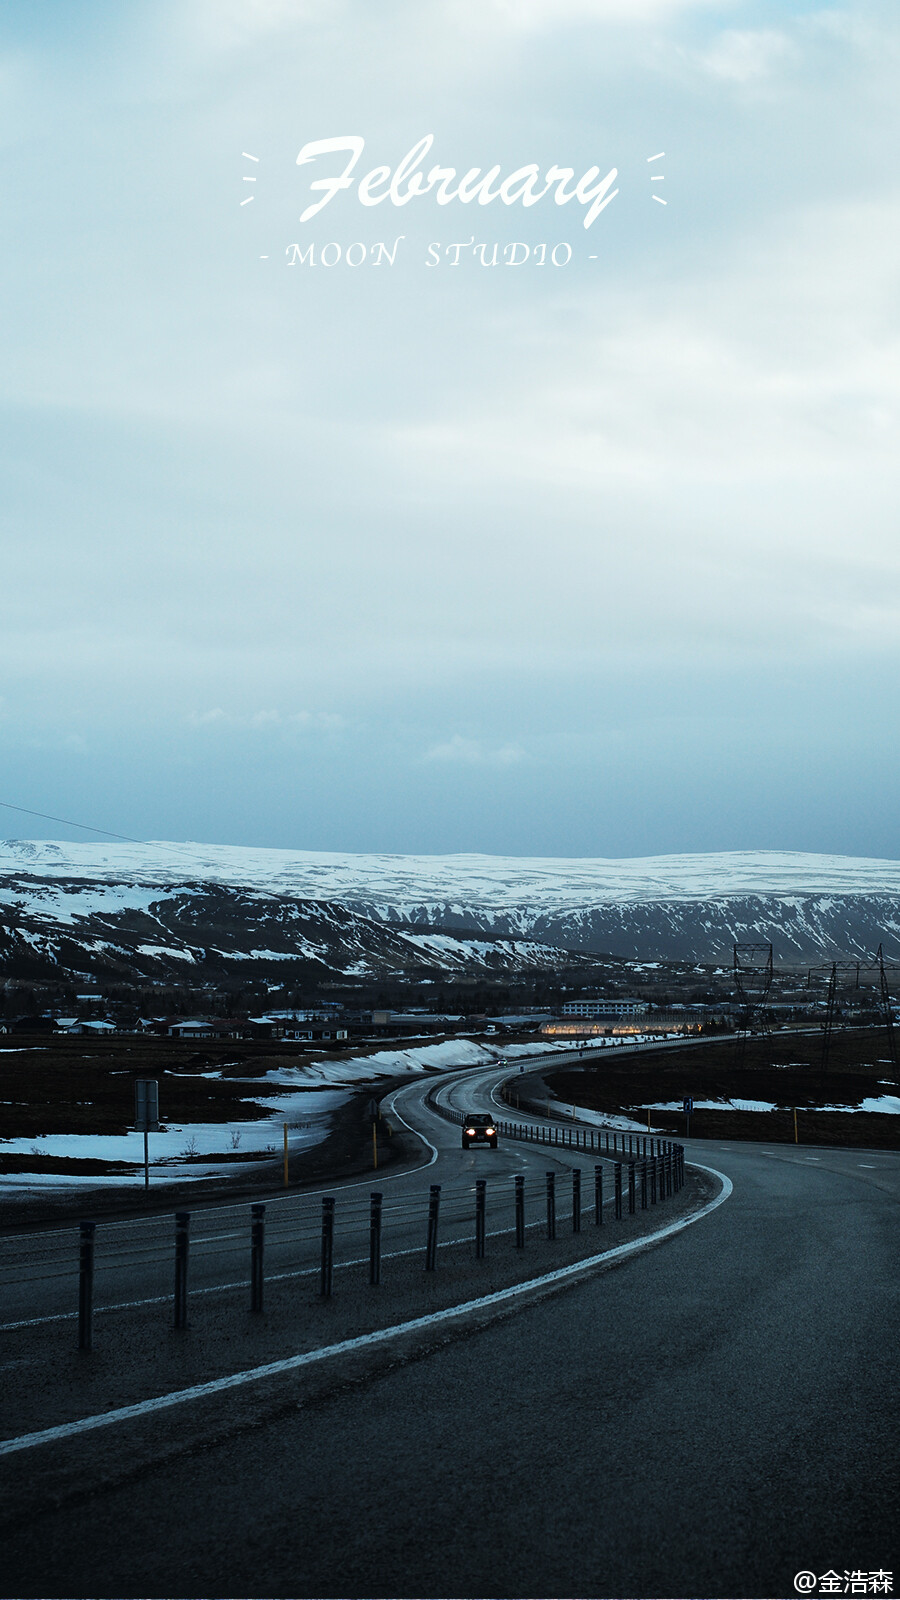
(545, 1028, 900, 1148)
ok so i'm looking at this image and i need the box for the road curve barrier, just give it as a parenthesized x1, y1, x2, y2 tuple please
(70, 1116, 684, 1349)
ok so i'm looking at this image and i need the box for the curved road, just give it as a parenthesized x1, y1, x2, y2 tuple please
(1, 1053, 898, 1600)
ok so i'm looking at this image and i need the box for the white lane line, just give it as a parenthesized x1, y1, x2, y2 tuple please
(858, 1164, 876, 1168)
(1, 1184, 626, 1332)
(0, 1052, 637, 1245)
(0, 1077, 469, 1247)
(0, 1059, 654, 1291)
(0, 1213, 564, 1331)
(0, 1166, 732, 1455)
(382, 1091, 439, 1166)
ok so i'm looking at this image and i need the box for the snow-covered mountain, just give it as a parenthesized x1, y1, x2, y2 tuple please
(2, 839, 900, 971)
(6, 839, 900, 902)
(0, 871, 599, 987)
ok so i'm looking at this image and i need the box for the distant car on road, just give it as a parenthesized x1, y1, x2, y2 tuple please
(462, 1113, 499, 1150)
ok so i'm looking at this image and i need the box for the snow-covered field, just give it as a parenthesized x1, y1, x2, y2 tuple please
(550, 1092, 900, 1135)
(0, 1090, 349, 1188)
(4, 839, 900, 907)
(0, 1037, 572, 1190)
(638, 1095, 900, 1114)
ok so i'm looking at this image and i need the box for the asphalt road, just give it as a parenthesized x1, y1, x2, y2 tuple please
(0, 1050, 614, 1327)
(1, 1055, 898, 1600)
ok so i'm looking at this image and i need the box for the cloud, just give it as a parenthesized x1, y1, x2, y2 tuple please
(5, 0, 900, 856)
(445, 0, 725, 27)
(386, 190, 900, 493)
(185, 0, 340, 51)
(422, 735, 527, 766)
(187, 708, 346, 732)
(286, 711, 346, 731)
(691, 28, 795, 83)
(189, 708, 229, 726)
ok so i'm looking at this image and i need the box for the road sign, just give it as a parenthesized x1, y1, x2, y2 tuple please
(683, 1097, 693, 1115)
(134, 1079, 159, 1191)
(135, 1079, 159, 1131)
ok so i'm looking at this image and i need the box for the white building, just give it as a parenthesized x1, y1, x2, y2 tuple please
(560, 999, 649, 1018)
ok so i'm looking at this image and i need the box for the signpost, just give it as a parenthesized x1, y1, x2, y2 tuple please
(134, 1079, 159, 1189)
(683, 1096, 693, 1139)
(367, 1097, 379, 1170)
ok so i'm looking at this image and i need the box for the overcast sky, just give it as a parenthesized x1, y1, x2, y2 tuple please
(1, 0, 898, 860)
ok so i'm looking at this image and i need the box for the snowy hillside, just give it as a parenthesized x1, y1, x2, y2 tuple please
(2, 840, 900, 966)
(3, 839, 900, 904)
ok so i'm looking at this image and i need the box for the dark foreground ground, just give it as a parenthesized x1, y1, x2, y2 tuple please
(0, 1080, 418, 1231)
(2, 1139, 897, 1600)
(546, 1027, 900, 1147)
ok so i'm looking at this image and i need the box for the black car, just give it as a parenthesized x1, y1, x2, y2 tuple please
(462, 1112, 499, 1149)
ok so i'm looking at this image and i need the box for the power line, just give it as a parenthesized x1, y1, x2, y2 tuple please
(0, 800, 237, 870)
(0, 800, 143, 845)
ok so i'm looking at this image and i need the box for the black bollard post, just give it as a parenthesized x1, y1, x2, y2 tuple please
(614, 1163, 623, 1220)
(572, 1167, 581, 1234)
(475, 1178, 486, 1259)
(641, 1160, 648, 1210)
(320, 1196, 335, 1298)
(425, 1184, 441, 1270)
(651, 1156, 658, 1204)
(594, 1164, 603, 1225)
(369, 1191, 382, 1286)
(77, 1220, 95, 1352)
(515, 1174, 525, 1248)
(546, 1171, 556, 1239)
(250, 1202, 265, 1313)
(174, 1210, 190, 1330)
(628, 1162, 636, 1214)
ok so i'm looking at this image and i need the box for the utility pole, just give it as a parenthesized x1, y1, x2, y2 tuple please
(821, 963, 837, 1074)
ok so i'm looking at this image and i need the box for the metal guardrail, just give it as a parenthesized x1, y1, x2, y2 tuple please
(70, 1086, 685, 1346)
(430, 1087, 678, 1166)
